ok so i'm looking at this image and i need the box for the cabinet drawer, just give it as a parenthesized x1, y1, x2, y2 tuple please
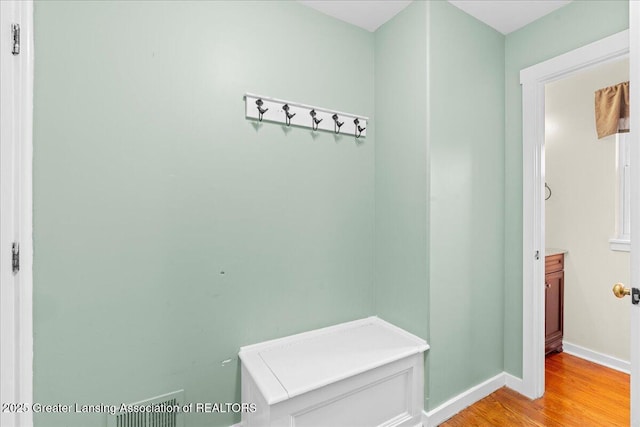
(545, 254, 564, 274)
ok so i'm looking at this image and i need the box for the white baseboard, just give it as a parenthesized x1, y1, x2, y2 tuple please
(504, 372, 527, 396)
(562, 341, 630, 374)
(418, 343, 631, 427)
(422, 373, 506, 427)
(235, 348, 625, 427)
(232, 372, 528, 427)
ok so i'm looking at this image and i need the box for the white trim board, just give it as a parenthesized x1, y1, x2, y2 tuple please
(422, 373, 507, 427)
(0, 1, 34, 427)
(563, 342, 631, 374)
(230, 360, 616, 427)
(231, 364, 615, 427)
(230, 371, 527, 427)
(519, 29, 629, 400)
(419, 350, 628, 427)
(629, 4, 640, 425)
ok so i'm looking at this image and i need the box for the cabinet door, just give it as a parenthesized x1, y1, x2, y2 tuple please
(545, 270, 564, 353)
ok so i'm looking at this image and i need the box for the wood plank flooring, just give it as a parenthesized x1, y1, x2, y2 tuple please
(440, 352, 630, 426)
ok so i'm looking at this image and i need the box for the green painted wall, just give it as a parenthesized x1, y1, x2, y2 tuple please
(33, 1, 374, 426)
(373, 0, 430, 404)
(374, 0, 505, 410)
(426, 0, 505, 409)
(374, 0, 630, 407)
(374, 1, 429, 343)
(504, 0, 629, 376)
(33, 0, 631, 424)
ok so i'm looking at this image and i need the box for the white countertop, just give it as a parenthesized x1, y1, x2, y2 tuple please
(546, 248, 568, 256)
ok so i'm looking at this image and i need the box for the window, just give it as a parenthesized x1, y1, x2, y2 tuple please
(610, 133, 630, 251)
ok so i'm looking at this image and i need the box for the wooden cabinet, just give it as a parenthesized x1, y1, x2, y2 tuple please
(545, 253, 564, 355)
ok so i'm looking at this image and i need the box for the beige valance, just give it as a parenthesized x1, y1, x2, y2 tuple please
(595, 81, 629, 139)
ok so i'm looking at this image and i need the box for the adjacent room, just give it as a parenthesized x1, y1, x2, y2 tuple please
(545, 58, 630, 366)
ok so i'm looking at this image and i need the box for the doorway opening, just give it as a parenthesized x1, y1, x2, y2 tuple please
(520, 30, 629, 401)
(543, 55, 630, 375)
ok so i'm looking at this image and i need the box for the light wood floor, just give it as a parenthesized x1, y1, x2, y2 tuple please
(441, 352, 630, 426)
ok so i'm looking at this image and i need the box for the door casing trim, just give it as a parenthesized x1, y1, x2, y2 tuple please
(0, 1, 34, 426)
(519, 29, 629, 399)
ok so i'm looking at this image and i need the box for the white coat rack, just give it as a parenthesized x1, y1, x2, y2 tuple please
(244, 93, 368, 139)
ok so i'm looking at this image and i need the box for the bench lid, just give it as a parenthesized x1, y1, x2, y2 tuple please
(238, 316, 429, 405)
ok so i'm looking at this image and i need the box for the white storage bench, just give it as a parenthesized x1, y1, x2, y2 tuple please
(239, 317, 429, 427)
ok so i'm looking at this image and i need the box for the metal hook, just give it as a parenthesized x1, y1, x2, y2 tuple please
(256, 99, 268, 122)
(545, 183, 552, 200)
(332, 114, 344, 134)
(354, 118, 366, 138)
(283, 104, 296, 127)
(310, 110, 323, 131)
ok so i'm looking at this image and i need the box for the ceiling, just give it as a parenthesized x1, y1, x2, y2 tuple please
(298, 1, 412, 32)
(448, 1, 572, 34)
(298, 0, 572, 35)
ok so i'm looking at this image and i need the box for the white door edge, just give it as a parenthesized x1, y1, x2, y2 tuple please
(0, 1, 33, 426)
(629, 4, 639, 425)
(519, 29, 629, 400)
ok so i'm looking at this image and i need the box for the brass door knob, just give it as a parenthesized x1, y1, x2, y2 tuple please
(613, 283, 631, 298)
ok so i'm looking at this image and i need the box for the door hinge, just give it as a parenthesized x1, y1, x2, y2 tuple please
(12, 23, 20, 56)
(12, 243, 19, 274)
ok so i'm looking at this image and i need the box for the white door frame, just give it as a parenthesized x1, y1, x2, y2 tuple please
(0, 1, 33, 426)
(520, 29, 629, 400)
(629, 4, 639, 425)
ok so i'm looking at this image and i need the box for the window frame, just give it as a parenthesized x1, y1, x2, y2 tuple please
(610, 132, 631, 251)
